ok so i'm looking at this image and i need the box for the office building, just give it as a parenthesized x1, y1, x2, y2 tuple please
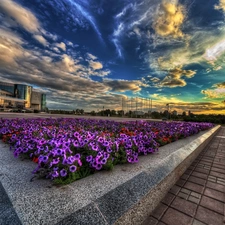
(0, 82, 46, 111)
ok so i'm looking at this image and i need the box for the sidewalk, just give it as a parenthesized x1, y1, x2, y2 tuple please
(143, 127, 225, 225)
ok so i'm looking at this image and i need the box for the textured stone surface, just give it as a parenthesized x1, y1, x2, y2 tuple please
(55, 203, 107, 225)
(0, 182, 22, 225)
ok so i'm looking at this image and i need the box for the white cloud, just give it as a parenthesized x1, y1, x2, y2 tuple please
(33, 35, 48, 46)
(89, 60, 103, 70)
(87, 53, 97, 60)
(0, 0, 40, 33)
(56, 42, 66, 51)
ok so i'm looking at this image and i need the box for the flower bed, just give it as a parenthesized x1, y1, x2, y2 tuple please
(0, 118, 213, 184)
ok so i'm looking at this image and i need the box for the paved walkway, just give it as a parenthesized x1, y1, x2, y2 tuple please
(143, 127, 225, 225)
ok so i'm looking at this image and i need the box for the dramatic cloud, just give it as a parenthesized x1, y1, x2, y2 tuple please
(201, 89, 225, 99)
(153, 1, 185, 38)
(103, 79, 146, 92)
(214, 82, 225, 88)
(204, 39, 225, 63)
(0, 0, 40, 33)
(215, 0, 225, 11)
(0, 0, 225, 113)
(160, 67, 196, 88)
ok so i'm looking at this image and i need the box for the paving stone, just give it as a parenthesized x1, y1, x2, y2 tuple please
(157, 222, 167, 225)
(181, 174, 189, 180)
(161, 193, 175, 206)
(180, 188, 191, 195)
(151, 203, 167, 220)
(161, 208, 192, 225)
(184, 170, 193, 176)
(176, 179, 186, 187)
(194, 168, 210, 175)
(171, 197, 197, 217)
(191, 171, 208, 180)
(211, 167, 225, 174)
(188, 196, 200, 204)
(192, 219, 206, 225)
(177, 192, 188, 200)
(169, 185, 181, 195)
(206, 181, 225, 193)
(199, 161, 212, 166)
(210, 171, 225, 179)
(200, 196, 224, 215)
(184, 182, 204, 194)
(142, 216, 158, 225)
(195, 206, 224, 225)
(190, 192, 201, 199)
(204, 188, 225, 202)
(212, 163, 225, 169)
(188, 176, 206, 186)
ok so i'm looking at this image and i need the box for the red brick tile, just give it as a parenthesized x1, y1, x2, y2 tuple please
(212, 163, 225, 169)
(142, 216, 158, 225)
(195, 206, 224, 225)
(181, 174, 189, 180)
(169, 185, 181, 195)
(211, 167, 225, 174)
(176, 179, 186, 187)
(199, 160, 212, 166)
(161, 208, 192, 225)
(184, 181, 204, 194)
(200, 196, 224, 215)
(210, 171, 225, 179)
(171, 197, 197, 217)
(204, 188, 225, 202)
(151, 203, 167, 220)
(161, 193, 175, 206)
(194, 168, 210, 175)
(192, 171, 208, 180)
(188, 176, 206, 186)
(157, 222, 167, 225)
(184, 169, 192, 176)
(192, 219, 206, 225)
(206, 181, 225, 193)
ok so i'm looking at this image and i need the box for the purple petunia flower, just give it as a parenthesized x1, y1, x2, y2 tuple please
(86, 155, 93, 162)
(60, 169, 67, 177)
(69, 165, 77, 172)
(52, 171, 59, 178)
(42, 155, 48, 163)
(74, 153, 80, 160)
(95, 164, 102, 170)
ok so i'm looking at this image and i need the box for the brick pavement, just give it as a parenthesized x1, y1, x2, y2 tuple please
(143, 127, 225, 225)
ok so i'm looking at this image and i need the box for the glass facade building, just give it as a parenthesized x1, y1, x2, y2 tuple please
(0, 82, 46, 111)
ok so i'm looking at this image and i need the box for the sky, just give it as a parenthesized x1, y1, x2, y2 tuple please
(0, 0, 225, 114)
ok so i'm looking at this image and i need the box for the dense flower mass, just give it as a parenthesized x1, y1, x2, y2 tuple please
(0, 118, 213, 184)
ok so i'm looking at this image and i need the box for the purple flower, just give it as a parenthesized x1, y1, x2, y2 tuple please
(101, 158, 107, 164)
(42, 155, 49, 163)
(60, 169, 67, 177)
(75, 153, 80, 160)
(86, 155, 93, 162)
(95, 164, 102, 170)
(69, 165, 77, 172)
(52, 171, 59, 178)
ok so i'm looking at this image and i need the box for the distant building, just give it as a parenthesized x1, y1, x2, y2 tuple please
(0, 82, 46, 111)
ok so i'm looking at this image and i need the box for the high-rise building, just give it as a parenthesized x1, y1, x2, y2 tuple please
(0, 82, 46, 111)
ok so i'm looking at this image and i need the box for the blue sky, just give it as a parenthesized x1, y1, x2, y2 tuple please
(0, 0, 225, 114)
